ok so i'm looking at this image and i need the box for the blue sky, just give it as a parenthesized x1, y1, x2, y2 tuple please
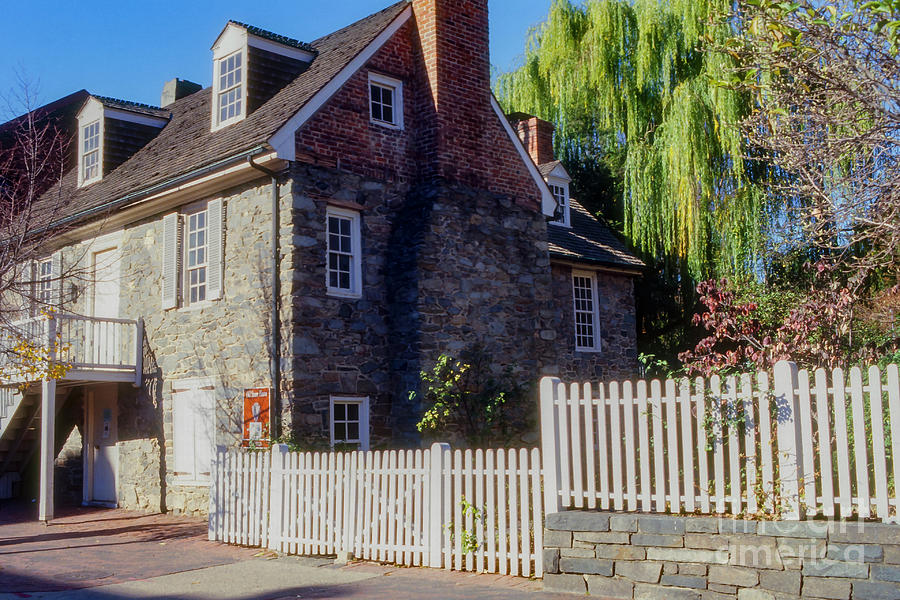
(0, 0, 550, 116)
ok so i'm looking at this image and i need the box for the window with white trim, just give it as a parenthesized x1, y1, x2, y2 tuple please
(184, 207, 208, 305)
(326, 206, 362, 297)
(82, 120, 101, 183)
(572, 271, 601, 352)
(37, 259, 53, 305)
(368, 72, 403, 129)
(549, 182, 570, 226)
(172, 379, 215, 485)
(162, 199, 224, 310)
(216, 51, 243, 126)
(330, 396, 369, 450)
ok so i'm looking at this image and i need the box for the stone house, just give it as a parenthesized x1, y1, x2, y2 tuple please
(0, 0, 641, 518)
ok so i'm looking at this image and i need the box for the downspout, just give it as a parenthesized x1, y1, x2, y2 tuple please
(247, 156, 282, 439)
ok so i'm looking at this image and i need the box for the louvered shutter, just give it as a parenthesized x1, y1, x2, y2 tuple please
(50, 251, 62, 308)
(161, 213, 181, 310)
(18, 261, 35, 317)
(206, 199, 224, 301)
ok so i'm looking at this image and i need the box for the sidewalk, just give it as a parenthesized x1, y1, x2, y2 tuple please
(0, 501, 573, 599)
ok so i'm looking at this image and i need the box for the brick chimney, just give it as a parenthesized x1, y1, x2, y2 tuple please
(412, 0, 492, 183)
(511, 113, 556, 166)
(160, 78, 202, 108)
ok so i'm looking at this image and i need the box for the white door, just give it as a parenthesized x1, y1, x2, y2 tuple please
(86, 386, 118, 505)
(89, 248, 120, 365)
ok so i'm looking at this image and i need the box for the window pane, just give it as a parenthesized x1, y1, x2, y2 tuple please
(346, 422, 359, 441)
(347, 403, 359, 421)
(334, 403, 346, 420)
(334, 422, 346, 442)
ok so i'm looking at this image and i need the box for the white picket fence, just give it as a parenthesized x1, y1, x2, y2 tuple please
(540, 361, 900, 522)
(208, 443, 544, 576)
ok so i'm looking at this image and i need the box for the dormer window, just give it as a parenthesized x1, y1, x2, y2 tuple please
(81, 120, 101, 184)
(368, 73, 403, 129)
(549, 182, 570, 226)
(210, 21, 314, 132)
(217, 52, 244, 126)
(76, 96, 168, 187)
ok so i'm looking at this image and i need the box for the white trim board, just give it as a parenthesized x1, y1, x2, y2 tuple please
(490, 95, 556, 217)
(268, 5, 413, 159)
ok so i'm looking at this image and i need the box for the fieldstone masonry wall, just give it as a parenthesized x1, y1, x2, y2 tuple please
(550, 263, 638, 382)
(544, 511, 900, 599)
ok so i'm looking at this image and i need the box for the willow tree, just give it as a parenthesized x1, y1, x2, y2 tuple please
(496, 0, 767, 280)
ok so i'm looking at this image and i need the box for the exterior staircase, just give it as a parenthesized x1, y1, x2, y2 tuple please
(0, 387, 71, 499)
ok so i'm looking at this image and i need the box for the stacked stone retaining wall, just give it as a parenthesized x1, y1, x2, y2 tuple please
(544, 511, 900, 599)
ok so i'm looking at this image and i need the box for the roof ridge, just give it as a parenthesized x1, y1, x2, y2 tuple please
(228, 20, 317, 53)
(311, 0, 409, 47)
(94, 95, 169, 116)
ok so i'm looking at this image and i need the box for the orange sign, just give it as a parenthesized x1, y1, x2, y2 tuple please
(242, 388, 271, 448)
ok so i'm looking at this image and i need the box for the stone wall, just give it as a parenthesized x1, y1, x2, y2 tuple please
(550, 264, 639, 382)
(544, 511, 900, 599)
(113, 177, 295, 515)
(286, 164, 557, 447)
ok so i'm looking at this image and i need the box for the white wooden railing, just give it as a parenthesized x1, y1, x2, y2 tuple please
(209, 443, 544, 576)
(540, 361, 900, 522)
(0, 313, 143, 385)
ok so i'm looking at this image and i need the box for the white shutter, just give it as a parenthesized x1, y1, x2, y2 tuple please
(50, 251, 62, 308)
(18, 261, 35, 317)
(206, 199, 224, 301)
(172, 391, 195, 479)
(194, 389, 215, 479)
(161, 213, 181, 310)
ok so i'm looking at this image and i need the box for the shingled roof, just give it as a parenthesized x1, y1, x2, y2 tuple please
(93, 96, 171, 119)
(228, 20, 318, 53)
(36, 1, 409, 226)
(548, 198, 644, 271)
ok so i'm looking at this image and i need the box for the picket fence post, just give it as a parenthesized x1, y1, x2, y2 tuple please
(540, 377, 563, 515)
(268, 444, 289, 551)
(208, 445, 226, 541)
(428, 442, 450, 568)
(774, 361, 803, 519)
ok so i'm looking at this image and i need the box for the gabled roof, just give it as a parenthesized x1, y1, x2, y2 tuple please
(34, 0, 410, 226)
(228, 20, 318, 53)
(538, 160, 562, 179)
(548, 198, 644, 272)
(92, 96, 170, 119)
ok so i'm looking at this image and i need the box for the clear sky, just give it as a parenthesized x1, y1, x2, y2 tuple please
(0, 0, 549, 116)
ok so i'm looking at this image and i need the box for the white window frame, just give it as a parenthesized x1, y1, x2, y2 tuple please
(548, 180, 570, 227)
(330, 396, 370, 451)
(171, 378, 216, 486)
(572, 270, 601, 353)
(80, 120, 102, 186)
(37, 258, 53, 306)
(183, 203, 209, 307)
(212, 49, 247, 130)
(368, 72, 403, 130)
(326, 206, 362, 298)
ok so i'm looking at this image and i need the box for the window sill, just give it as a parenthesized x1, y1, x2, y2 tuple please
(327, 289, 362, 300)
(370, 119, 402, 131)
(548, 220, 571, 228)
(575, 347, 602, 354)
(173, 477, 210, 487)
(177, 297, 221, 313)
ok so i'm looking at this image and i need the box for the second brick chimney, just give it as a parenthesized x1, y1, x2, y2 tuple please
(510, 113, 556, 166)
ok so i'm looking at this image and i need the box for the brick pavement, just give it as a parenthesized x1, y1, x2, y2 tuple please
(0, 501, 575, 599)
